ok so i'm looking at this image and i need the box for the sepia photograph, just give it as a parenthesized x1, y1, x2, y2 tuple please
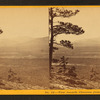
(49, 7, 100, 89)
(0, 7, 49, 90)
(0, 6, 100, 93)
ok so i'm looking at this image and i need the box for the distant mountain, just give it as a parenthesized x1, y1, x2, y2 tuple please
(0, 37, 49, 55)
(0, 36, 33, 47)
(18, 36, 49, 53)
(73, 37, 100, 47)
(53, 37, 100, 58)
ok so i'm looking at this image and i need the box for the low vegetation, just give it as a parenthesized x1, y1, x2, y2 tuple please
(50, 56, 100, 89)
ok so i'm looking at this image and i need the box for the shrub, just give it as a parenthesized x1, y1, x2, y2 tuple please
(8, 68, 22, 83)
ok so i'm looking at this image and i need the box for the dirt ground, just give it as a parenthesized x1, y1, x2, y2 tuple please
(50, 64, 100, 89)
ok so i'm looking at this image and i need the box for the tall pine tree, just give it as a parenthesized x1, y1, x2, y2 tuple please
(49, 7, 85, 76)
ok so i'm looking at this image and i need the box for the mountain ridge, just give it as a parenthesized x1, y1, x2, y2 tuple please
(73, 37, 100, 47)
(0, 36, 49, 54)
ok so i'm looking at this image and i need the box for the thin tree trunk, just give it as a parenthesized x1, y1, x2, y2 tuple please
(49, 8, 53, 77)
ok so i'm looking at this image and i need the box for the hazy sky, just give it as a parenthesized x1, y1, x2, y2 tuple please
(55, 7, 100, 43)
(0, 7, 100, 43)
(0, 7, 48, 40)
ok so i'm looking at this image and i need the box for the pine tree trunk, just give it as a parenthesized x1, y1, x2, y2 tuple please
(49, 8, 53, 77)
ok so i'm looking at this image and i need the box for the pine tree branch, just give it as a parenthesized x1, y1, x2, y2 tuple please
(53, 22, 85, 37)
(52, 8, 79, 18)
(54, 40, 73, 49)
